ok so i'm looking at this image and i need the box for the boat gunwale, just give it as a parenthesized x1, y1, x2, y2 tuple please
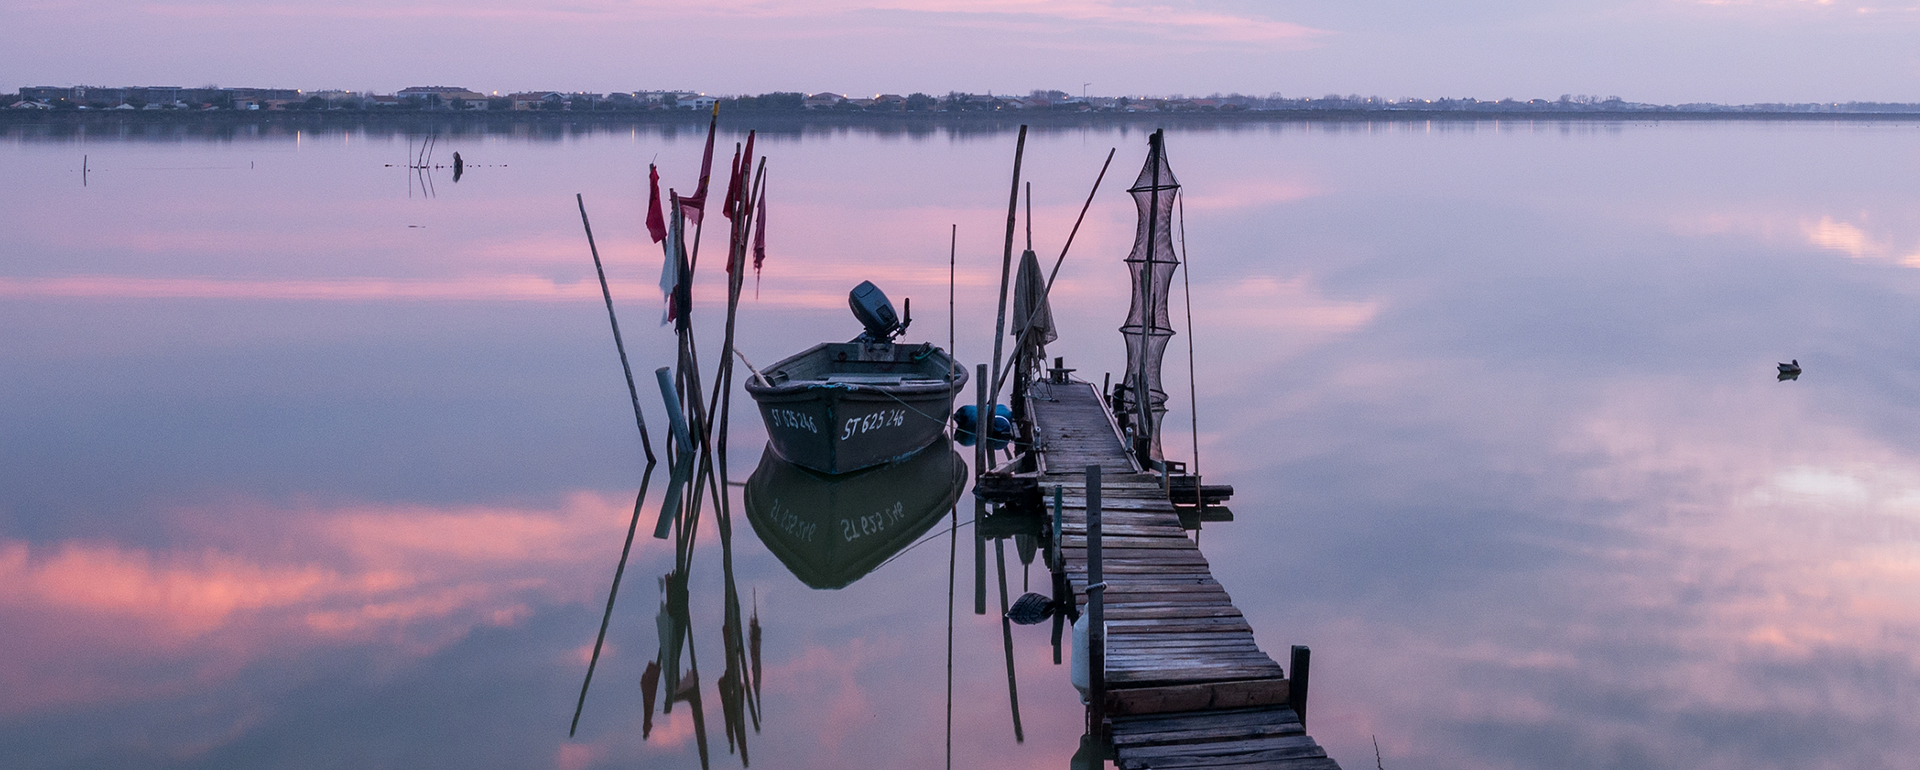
(744, 341, 969, 399)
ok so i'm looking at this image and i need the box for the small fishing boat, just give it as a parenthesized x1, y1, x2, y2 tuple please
(743, 437, 966, 589)
(745, 281, 968, 474)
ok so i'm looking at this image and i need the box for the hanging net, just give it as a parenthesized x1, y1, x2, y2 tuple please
(1119, 130, 1179, 463)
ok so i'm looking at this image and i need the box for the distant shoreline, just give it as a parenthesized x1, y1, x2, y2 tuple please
(6, 108, 1918, 135)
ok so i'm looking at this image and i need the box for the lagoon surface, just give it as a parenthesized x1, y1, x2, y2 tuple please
(5, 117, 1920, 770)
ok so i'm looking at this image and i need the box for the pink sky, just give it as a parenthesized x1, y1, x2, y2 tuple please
(6, 0, 1920, 103)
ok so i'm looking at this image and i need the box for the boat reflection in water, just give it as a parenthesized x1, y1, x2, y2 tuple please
(744, 438, 966, 589)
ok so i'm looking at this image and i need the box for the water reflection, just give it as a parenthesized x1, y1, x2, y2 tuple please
(8, 118, 1920, 770)
(744, 440, 965, 589)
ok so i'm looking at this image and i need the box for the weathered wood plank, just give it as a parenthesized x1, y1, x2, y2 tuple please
(1109, 658, 1274, 671)
(1110, 719, 1306, 748)
(1120, 748, 1330, 769)
(1058, 524, 1187, 537)
(1116, 734, 1321, 760)
(1112, 706, 1303, 734)
(1102, 606, 1247, 621)
(1059, 535, 1195, 548)
(1106, 637, 1267, 648)
(1060, 546, 1208, 561)
(1107, 653, 1277, 667)
(1104, 678, 1290, 716)
(1108, 668, 1286, 684)
(1101, 619, 1252, 635)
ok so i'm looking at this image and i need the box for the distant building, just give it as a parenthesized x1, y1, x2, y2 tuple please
(804, 92, 844, 110)
(506, 92, 565, 110)
(397, 86, 486, 108)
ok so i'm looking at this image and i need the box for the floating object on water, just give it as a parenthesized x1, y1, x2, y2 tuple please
(1006, 592, 1055, 625)
(1778, 359, 1802, 381)
(953, 403, 1013, 449)
(452, 151, 464, 182)
(745, 282, 966, 474)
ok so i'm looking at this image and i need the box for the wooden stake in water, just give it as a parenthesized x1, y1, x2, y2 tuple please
(945, 222, 958, 770)
(988, 126, 1028, 416)
(974, 363, 989, 616)
(576, 194, 657, 464)
(1051, 484, 1067, 665)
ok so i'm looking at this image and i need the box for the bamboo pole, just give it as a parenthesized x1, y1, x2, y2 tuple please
(1135, 131, 1163, 466)
(576, 194, 657, 464)
(987, 125, 1028, 415)
(945, 222, 958, 770)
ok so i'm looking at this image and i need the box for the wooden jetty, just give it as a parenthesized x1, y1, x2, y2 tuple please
(1021, 374, 1340, 770)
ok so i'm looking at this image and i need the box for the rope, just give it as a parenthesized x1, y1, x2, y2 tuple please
(878, 517, 978, 574)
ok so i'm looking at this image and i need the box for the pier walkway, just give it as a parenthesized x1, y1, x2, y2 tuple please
(1027, 378, 1340, 770)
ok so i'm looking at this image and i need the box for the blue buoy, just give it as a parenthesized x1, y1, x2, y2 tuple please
(952, 404, 1014, 450)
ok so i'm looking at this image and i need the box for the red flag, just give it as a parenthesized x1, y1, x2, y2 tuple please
(679, 104, 719, 225)
(737, 131, 755, 215)
(721, 144, 743, 224)
(725, 131, 757, 224)
(725, 132, 758, 275)
(753, 182, 767, 283)
(645, 164, 666, 243)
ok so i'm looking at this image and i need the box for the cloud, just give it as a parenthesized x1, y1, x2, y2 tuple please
(1689, 0, 1919, 10)
(0, 491, 675, 715)
(1803, 216, 1920, 266)
(1668, 210, 1920, 267)
(1178, 178, 1321, 212)
(124, 0, 1324, 45)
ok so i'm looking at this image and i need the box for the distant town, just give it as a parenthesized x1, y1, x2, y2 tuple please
(7, 84, 1920, 115)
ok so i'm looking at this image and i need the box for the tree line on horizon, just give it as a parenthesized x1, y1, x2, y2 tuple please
(9, 87, 1920, 115)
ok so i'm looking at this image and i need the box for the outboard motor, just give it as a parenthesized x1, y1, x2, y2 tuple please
(849, 281, 911, 342)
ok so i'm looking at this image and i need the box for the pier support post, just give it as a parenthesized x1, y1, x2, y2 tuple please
(974, 363, 989, 615)
(1086, 464, 1107, 743)
(1051, 485, 1066, 664)
(1290, 645, 1311, 728)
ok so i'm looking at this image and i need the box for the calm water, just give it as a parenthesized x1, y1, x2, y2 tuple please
(5, 117, 1920, 770)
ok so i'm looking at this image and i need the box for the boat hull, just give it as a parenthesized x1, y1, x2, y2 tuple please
(746, 342, 966, 474)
